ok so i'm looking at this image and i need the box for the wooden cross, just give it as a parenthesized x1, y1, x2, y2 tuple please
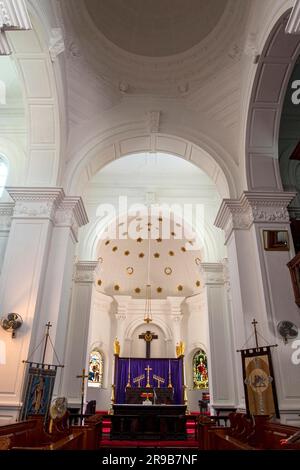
(133, 374, 145, 388)
(76, 368, 89, 425)
(153, 374, 165, 388)
(139, 330, 158, 358)
(145, 365, 152, 388)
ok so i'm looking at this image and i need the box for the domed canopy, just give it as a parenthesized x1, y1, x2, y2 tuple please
(96, 214, 203, 298)
(85, 0, 229, 57)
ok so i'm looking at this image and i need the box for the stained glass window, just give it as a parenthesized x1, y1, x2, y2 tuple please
(88, 350, 103, 387)
(0, 156, 8, 197)
(193, 349, 209, 389)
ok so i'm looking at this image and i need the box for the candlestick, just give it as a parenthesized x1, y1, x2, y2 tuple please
(168, 359, 173, 388)
(126, 358, 131, 388)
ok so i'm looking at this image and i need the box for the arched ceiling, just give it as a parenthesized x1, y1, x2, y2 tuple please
(95, 214, 203, 299)
(84, 0, 228, 57)
(61, 0, 249, 99)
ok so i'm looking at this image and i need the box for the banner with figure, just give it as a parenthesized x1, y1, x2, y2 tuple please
(20, 363, 57, 420)
(240, 346, 280, 418)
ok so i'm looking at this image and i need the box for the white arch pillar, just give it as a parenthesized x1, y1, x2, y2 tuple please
(215, 191, 300, 423)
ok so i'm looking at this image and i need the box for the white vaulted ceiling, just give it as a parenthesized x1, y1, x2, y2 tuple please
(84, 0, 228, 57)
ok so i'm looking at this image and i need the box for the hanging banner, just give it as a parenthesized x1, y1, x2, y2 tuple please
(20, 363, 57, 421)
(240, 346, 280, 418)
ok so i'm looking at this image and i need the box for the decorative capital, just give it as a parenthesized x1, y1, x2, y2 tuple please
(200, 263, 225, 286)
(0, 0, 32, 30)
(6, 188, 88, 238)
(74, 261, 98, 283)
(0, 202, 14, 229)
(7, 187, 65, 220)
(215, 191, 296, 242)
(55, 196, 88, 242)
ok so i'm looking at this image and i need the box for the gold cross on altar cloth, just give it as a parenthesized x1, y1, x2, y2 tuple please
(145, 365, 152, 388)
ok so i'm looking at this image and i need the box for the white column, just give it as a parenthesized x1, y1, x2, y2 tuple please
(184, 293, 208, 412)
(87, 290, 114, 385)
(167, 297, 183, 357)
(0, 187, 63, 423)
(114, 295, 131, 356)
(0, 202, 13, 274)
(86, 290, 114, 410)
(61, 261, 97, 408)
(31, 197, 88, 395)
(215, 191, 300, 423)
(201, 263, 238, 413)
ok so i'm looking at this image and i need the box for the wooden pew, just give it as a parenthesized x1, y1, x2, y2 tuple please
(202, 413, 300, 450)
(0, 414, 103, 450)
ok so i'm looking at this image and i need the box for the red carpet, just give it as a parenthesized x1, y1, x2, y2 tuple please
(99, 439, 199, 448)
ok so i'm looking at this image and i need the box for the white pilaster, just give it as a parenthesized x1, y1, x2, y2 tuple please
(32, 196, 88, 397)
(114, 295, 131, 356)
(86, 290, 114, 410)
(61, 261, 97, 407)
(0, 187, 63, 422)
(0, 202, 13, 274)
(201, 263, 238, 412)
(215, 191, 300, 423)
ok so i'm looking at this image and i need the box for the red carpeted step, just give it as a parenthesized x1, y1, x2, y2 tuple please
(100, 439, 199, 448)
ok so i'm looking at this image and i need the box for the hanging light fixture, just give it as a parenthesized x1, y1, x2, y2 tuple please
(144, 211, 153, 323)
(144, 284, 153, 323)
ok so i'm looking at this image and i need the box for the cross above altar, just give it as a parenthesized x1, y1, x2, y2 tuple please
(139, 330, 158, 358)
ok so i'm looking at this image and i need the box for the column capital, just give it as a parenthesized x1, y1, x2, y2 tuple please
(6, 187, 88, 239)
(0, 0, 32, 55)
(114, 295, 132, 319)
(200, 263, 225, 285)
(7, 187, 65, 220)
(0, 202, 14, 230)
(74, 260, 98, 283)
(55, 196, 88, 241)
(0, 0, 32, 30)
(215, 191, 296, 242)
(185, 292, 204, 311)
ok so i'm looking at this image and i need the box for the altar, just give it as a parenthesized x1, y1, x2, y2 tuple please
(125, 387, 174, 404)
(114, 357, 184, 405)
(111, 404, 187, 440)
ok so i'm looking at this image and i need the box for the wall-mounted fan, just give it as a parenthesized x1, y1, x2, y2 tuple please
(277, 321, 298, 344)
(0, 313, 23, 338)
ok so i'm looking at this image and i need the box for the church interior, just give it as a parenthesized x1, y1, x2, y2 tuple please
(0, 0, 300, 452)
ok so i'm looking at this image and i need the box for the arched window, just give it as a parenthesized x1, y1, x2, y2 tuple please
(0, 156, 8, 197)
(193, 349, 209, 389)
(88, 350, 104, 387)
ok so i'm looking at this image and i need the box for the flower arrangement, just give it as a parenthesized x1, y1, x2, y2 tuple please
(140, 392, 153, 399)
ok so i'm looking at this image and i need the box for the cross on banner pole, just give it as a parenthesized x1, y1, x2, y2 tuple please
(76, 368, 89, 425)
(41, 321, 52, 364)
(251, 318, 259, 348)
